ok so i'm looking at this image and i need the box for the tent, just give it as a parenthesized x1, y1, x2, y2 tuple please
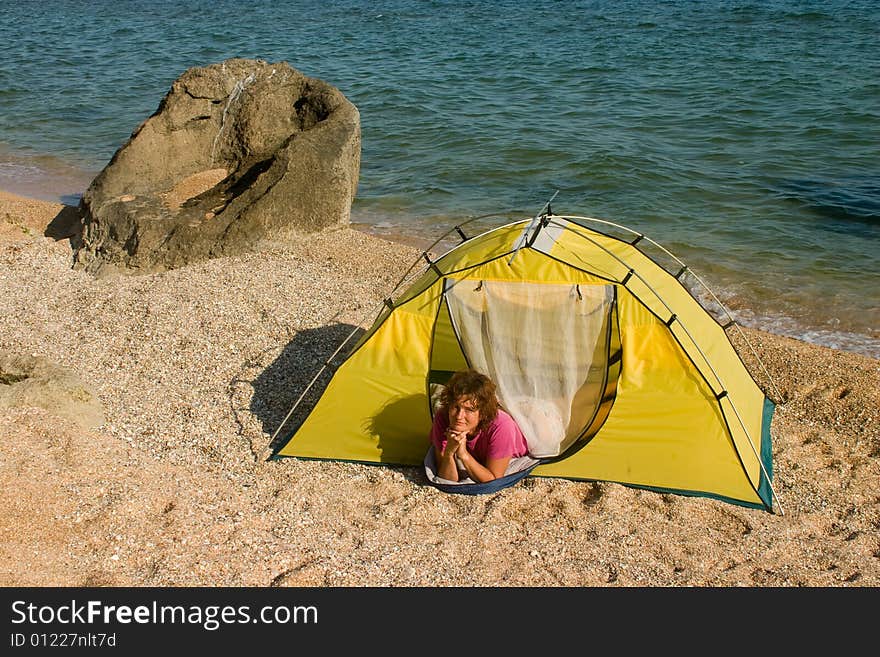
(271, 206, 781, 513)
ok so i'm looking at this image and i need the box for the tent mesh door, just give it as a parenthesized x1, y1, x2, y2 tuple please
(444, 279, 616, 458)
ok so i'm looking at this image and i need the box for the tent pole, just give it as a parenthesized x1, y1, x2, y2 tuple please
(547, 216, 785, 514)
(267, 322, 365, 450)
(508, 190, 559, 266)
(557, 214, 784, 401)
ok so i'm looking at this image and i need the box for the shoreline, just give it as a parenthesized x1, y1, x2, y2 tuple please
(0, 175, 880, 359)
(1, 188, 878, 587)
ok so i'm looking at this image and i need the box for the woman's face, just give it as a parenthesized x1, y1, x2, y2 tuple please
(448, 395, 481, 436)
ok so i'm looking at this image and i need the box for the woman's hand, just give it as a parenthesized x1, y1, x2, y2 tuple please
(443, 429, 467, 458)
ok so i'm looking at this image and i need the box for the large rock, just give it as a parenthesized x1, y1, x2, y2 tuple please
(73, 59, 360, 276)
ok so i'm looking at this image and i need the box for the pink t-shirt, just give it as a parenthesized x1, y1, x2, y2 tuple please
(431, 408, 530, 464)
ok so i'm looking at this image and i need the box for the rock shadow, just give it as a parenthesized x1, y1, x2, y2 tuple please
(44, 205, 82, 242)
(253, 323, 363, 454)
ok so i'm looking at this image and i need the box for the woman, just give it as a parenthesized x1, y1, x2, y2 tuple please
(431, 369, 529, 483)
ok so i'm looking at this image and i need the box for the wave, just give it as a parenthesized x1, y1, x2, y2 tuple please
(770, 177, 880, 224)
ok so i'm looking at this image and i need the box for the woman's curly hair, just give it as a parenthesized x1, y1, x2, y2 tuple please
(440, 369, 499, 433)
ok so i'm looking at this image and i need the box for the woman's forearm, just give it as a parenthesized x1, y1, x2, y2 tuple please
(457, 450, 497, 483)
(436, 449, 460, 482)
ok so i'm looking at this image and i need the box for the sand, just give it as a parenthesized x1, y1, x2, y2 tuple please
(0, 189, 878, 587)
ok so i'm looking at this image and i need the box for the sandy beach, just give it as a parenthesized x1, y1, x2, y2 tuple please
(0, 188, 878, 587)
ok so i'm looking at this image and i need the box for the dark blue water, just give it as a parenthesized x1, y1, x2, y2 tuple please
(1, 0, 877, 357)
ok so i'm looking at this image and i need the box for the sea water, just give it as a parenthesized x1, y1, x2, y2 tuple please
(0, 0, 877, 357)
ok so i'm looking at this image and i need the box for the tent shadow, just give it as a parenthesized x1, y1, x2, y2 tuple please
(253, 323, 363, 454)
(366, 393, 432, 486)
(255, 326, 430, 487)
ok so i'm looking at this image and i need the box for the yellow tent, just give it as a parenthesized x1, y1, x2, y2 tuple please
(272, 210, 779, 513)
